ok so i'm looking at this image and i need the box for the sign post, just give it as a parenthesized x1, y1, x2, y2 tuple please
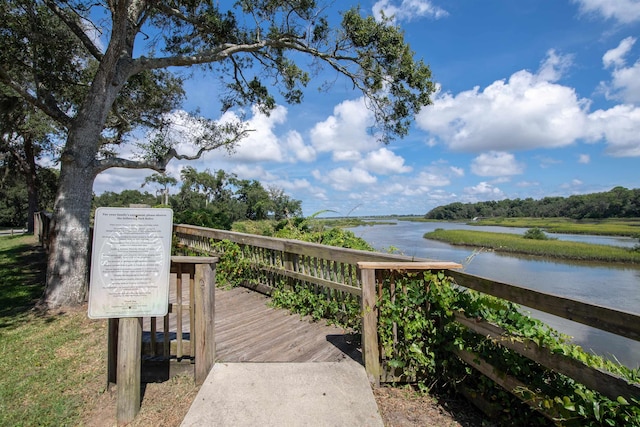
(88, 207, 173, 425)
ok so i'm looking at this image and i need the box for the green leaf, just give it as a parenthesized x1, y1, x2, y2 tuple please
(409, 342, 424, 355)
(617, 396, 629, 405)
(387, 359, 405, 368)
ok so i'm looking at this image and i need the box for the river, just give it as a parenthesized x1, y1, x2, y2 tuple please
(346, 220, 640, 369)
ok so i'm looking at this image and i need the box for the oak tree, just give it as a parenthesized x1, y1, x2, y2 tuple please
(0, 0, 435, 307)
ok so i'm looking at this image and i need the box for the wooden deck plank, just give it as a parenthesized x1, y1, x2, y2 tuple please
(214, 287, 361, 364)
(144, 285, 361, 365)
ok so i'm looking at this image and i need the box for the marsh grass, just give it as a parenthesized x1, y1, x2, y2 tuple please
(424, 228, 640, 263)
(471, 217, 640, 237)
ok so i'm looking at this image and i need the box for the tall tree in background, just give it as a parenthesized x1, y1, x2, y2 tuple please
(142, 173, 178, 205)
(268, 186, 303, 220)
(1, 0, 435, 308)
(0, 91, 58, 232)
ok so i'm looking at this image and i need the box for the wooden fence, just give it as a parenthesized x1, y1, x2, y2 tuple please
(174, 224, 640, 418)
(34, 211, 52, 250)
(107, 256, 217, 388)
(31, 215, 639, 419)
(33, 212, 217, 386)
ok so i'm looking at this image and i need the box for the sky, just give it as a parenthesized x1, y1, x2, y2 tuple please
(92, 0, 640, 217)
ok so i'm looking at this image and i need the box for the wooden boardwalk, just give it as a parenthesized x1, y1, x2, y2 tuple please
(214, 286, 362, 364)
(143, 285, 362, 368)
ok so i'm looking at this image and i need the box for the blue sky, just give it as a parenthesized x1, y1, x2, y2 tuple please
(93, 0, 640, 217)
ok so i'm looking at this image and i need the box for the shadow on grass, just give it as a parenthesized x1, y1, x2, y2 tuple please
(0, 236, 47, 328)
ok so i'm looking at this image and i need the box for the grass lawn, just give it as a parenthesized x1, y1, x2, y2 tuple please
(423, 228, 640, 263)
(0, 235, 196, 427)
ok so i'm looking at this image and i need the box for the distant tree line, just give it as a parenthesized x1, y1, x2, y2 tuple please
(93, 167, 302, 230)
(425, 187, 640, 220)
(0, 163, 57, 228)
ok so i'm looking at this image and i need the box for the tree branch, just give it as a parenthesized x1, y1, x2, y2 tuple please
(93, 126, 252, 175)
(131, 37, 359, 75)
(43, 0, 104, 61)
(0, 66, 73, 127)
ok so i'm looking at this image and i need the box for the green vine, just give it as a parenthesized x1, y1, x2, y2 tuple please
(270, 281, 361, 331)
(179, 235, 640, 425)
(375, 271, 640, 426)
(208, 239, 253, 288)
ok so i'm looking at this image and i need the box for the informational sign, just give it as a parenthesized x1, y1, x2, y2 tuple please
(88, 207, 173, 319)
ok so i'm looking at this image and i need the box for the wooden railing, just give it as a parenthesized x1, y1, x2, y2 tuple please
(176, 225, 640, 416)
(29, 214, 640, 418)
(34, 211, 52, 250)
(108, 256, 217, 388)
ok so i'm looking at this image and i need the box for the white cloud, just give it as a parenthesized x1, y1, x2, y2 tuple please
(272, 178, 312, 192)
(312, 167, 377, 191)
(231, 164, 277, 181)
(471, 152, 524, 177)
(360, 163, 461, 199)
(372, 0, 448, 23)
(284, 131, 316, 162)
(608, 63, 640, 103)
(561, 179, 584, 190)
(538, 49, 574, 82)
(464, 182, 506, 198)
(415, 171, 449, 187)
(356, 148, 412, 175)
(599, 37, 640, 103)
(231, 105, 287, 162)
(587, 104, 640, 156)
(309, 98, 377, 160)
(603, 37, 636, 68)
(573, 0, 640, 24)
(417, 51, 589, 152)
(333, 151, 362, 162)
(94, 168, 150, 195)
(82, 18, 105, 52)
(578, 154, 591, 164)
(450, 166, 465, 177)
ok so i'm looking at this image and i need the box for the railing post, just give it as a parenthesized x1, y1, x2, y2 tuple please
(283, 250, 295, 290)
(194, 262, 216, 385)
(359, 265, 380, 385)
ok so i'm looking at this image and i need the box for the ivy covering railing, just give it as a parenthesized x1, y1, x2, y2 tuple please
(174, 223, 640, 425)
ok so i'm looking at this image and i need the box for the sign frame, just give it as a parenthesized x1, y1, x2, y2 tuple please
(88, 207, 173, 319)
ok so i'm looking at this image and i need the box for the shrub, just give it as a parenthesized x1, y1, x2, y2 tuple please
(523, 227, 549, 240)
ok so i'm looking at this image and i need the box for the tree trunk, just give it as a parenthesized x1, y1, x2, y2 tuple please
(44, 154, 96, 307)
(42, 7, 138, 308)
(23, 136, 39, 233)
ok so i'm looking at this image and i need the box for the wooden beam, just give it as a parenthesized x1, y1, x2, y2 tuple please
(117, 317, 142, 425)
(357, 261, 462, 270)
(454, 312, 640, 401)
(360, 267, 380, 385)
(194, 262, 216, 385)
(449, 271, 640, 342)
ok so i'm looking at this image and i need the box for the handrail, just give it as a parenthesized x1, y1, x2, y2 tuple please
(174, 224, 640, 344)
(174, 224, 640, 409)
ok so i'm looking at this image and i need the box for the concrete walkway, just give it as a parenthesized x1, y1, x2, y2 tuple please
(181, 361, 384, 427)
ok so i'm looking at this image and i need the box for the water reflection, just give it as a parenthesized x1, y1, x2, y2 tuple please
(346, 220, 640, 368)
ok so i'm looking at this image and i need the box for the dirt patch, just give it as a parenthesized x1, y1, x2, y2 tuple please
(81, 372, 488, 427)
(374, 385, 492, 427)
(82, 375, 199, 427)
